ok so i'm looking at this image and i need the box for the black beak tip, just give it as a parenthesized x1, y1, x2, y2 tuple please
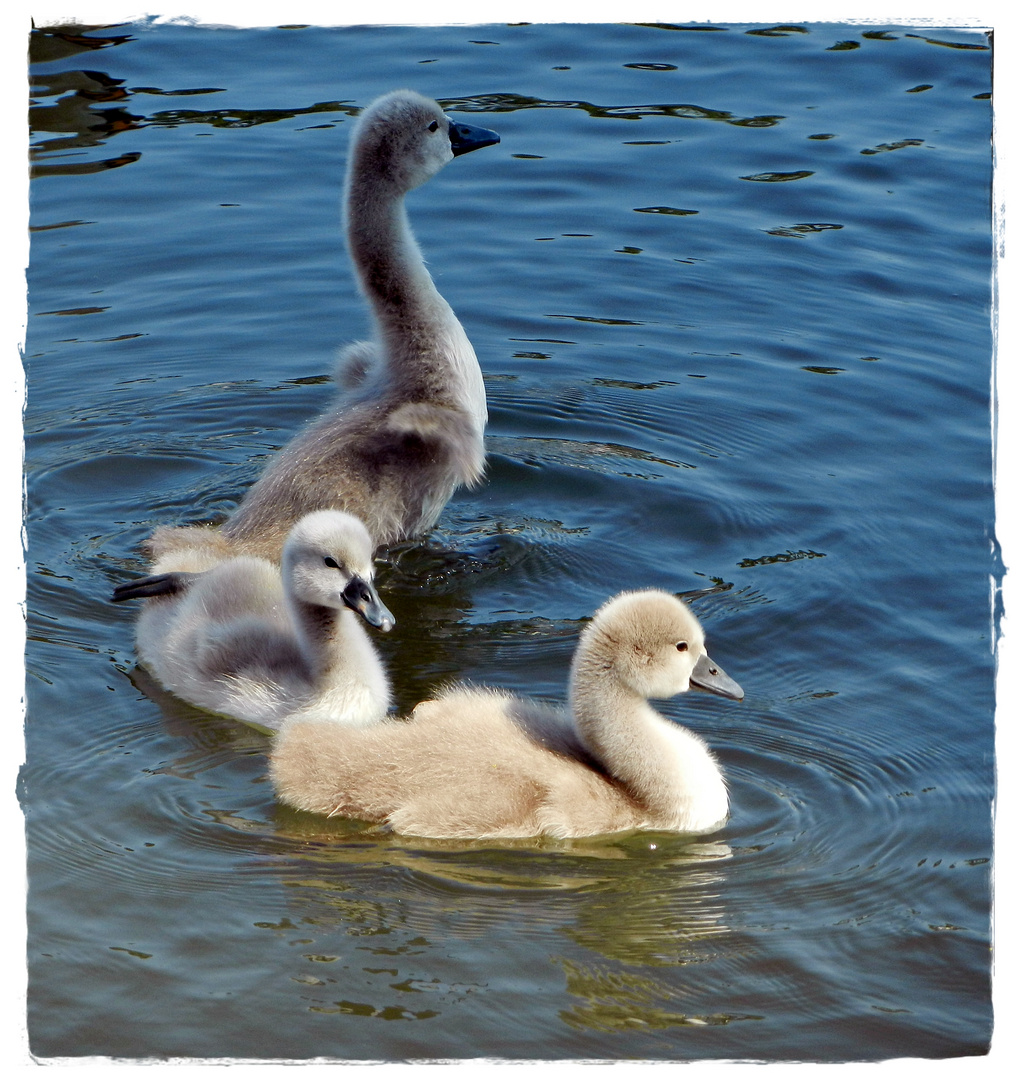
(449, 120, 500, 157)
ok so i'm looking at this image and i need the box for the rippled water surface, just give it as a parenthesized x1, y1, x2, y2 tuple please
(25, 20, 995, 1061)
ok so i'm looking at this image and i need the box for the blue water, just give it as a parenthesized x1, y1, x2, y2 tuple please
(25, 20, 995, 1060)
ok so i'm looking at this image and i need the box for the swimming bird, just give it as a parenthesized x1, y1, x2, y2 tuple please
(145, 89, 499, 573)
(270, 590, 742, 838)
(113, 510, 394, 734)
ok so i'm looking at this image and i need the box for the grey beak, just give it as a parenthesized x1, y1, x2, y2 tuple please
(449, 119, 500, 157)
(341, 575, 395, 633)
(690, 652, 744, 701)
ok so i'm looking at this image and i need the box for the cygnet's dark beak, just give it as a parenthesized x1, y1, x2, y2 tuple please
(690, 652, 744, 701)
(341, 575, 395, 633)
(449, 119, 500, 157)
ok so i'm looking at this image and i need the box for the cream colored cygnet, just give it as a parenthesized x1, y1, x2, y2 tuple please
(270, 590, 742, 838)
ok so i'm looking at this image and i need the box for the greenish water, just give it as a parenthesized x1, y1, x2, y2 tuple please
(25, 20, 995, 1061)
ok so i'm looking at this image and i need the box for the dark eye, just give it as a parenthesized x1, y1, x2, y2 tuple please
(676, 641, 689, 652)
(427, 119, 439, 133)
(324, 557, 340, 569)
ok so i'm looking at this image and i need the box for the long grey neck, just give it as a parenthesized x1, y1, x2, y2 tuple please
(345, 178, 468, 410)
(347, 180, 437, 321)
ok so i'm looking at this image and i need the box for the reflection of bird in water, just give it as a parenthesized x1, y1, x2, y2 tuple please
(31, 76, 143, 170)
(272, 590, 742, 838)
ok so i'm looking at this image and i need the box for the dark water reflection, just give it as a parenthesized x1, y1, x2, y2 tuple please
(25, 18, 994, 1062)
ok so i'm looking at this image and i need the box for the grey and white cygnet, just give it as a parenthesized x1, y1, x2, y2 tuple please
(270, 590, 743, 838)
(114, 510, 394, 734)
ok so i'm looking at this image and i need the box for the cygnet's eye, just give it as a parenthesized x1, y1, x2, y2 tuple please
(676, 641, 689, 652)
(427, 119, 439, 133)
(323, 557, 341, 570)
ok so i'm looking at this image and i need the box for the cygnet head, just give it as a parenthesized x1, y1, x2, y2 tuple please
(578, 590, 743, 702)
(282, 510, 394, 631)
(350, 89, 499, 194)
